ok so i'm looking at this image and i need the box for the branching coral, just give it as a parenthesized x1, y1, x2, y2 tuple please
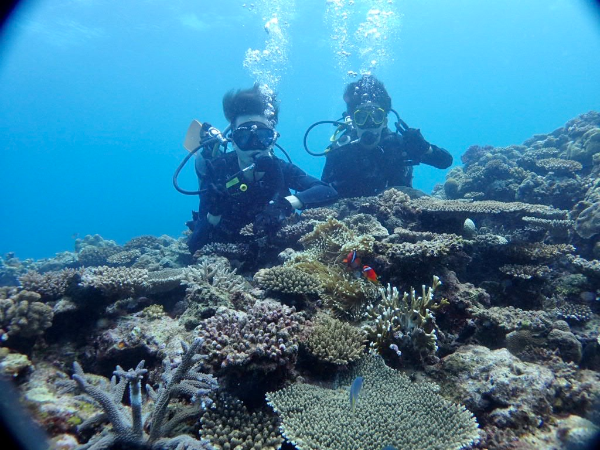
(195, 300, 305, 375)
(72, 339, 217, 450)
(18, 268, 81, 300)
(266, 354, 479, 450)
(364, 276, 441, 357)
(304, 313, 365, 365)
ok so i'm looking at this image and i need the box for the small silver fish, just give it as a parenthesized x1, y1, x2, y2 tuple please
(382, 447, 397, 450)
(349, 376, 364, 411)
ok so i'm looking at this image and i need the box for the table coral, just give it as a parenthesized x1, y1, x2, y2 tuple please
(266, 354, 479, 450)
(200, 393, 282, 450)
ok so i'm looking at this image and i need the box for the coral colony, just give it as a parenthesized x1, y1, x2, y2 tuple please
(1, 112, 600, 449)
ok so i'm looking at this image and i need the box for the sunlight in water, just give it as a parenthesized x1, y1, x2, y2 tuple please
(325, 0, 402, 81)
(243, 0, 295, 122)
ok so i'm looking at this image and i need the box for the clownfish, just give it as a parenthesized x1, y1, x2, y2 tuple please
(343, 250, 362, 270)
(362, 265, 378, 282)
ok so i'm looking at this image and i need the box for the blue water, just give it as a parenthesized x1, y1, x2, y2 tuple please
(1, 0, 599, 260)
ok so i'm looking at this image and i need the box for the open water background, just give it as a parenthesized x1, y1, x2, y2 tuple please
(1, 0, 600, 259)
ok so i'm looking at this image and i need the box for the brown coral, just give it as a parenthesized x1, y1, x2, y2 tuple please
(0, 290, 53, 341)
(304, 313, 365, 365)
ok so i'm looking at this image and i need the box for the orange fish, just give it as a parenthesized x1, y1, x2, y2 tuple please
(343, 250, 362, 270)
(362, 265, 378, 282)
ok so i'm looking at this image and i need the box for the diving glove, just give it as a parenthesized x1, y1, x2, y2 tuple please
(402, 128, 431, 158)
(206, 182, 229, 216)
(254, 196, 294, 235)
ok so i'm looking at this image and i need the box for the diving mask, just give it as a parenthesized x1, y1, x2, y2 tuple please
(232, 122, 278, 151)
(353, 106, 386, 128)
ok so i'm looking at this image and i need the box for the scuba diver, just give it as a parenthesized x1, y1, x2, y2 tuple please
(181, 84, 338, 255)
(315, 75, 453, 198)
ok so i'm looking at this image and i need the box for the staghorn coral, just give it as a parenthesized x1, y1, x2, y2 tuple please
(304, 313, 366, 365)
(266, 354, 479, 450)
(18, 268, 81, 300)
(80, 266, 149, 297)
(72, 339, 217, 450)
(195, 300, 305, 375)
(0, 290, 54, 342)
(254, 266, 321, 296)
(364, 276, 442, 358)
(200, 393, 283, 450)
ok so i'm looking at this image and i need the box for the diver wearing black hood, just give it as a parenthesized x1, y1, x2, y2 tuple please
(321, 75, 453, 198)
(187, 85, 338, 254)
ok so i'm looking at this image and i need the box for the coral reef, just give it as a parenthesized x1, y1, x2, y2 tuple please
(364, 276, 442, 361)
(267, 354, 479, 450)
(195, 300, 305, 377)
(3, 112, 600, 450)
(79, 266, 149, 298)
(72, 339, 217, 449)
(254, 266, 322, 297)
(200, 393, 283, 450)
(0, 290, 54, 342)
(303, 313, 366, 365)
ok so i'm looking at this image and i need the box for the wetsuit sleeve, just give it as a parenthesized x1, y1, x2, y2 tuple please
(282, 162, 338, 208)
(401, 129, 453, 169)
(420, 144, 453, 169)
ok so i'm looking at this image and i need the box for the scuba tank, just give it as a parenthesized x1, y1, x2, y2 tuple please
(173, 120, 230, 196)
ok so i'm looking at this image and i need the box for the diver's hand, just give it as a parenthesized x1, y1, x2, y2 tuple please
(206, 183, 228, 216)
(254, 197, 294, 235)
(402, 128, 431, 158)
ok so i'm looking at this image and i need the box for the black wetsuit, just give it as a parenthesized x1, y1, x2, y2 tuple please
(321, 127, 453, 198)
(188, 151, 338, 253)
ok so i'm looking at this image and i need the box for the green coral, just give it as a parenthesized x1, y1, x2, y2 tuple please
(200, 393, 283, 450)
(266, 354, 479, 450)
(254, 266, 322, 296)
(304, 313, 366, 365)
(141, 304, 166, 320)
(290, 260, 378, 320)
